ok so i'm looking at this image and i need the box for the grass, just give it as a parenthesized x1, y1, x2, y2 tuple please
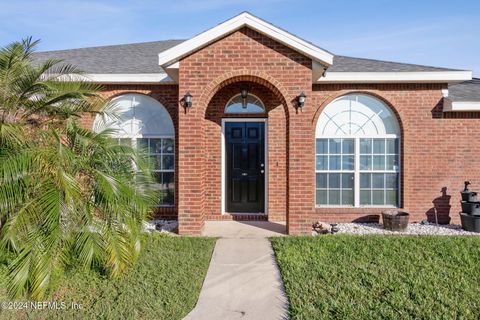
(0, 234, 216, 320)
(271, 235, 480, 320)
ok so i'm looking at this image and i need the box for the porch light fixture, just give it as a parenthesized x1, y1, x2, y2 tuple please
(240, 87, 249, 108)
(297, 92, 306, 109)
(184, 92, 192, 108)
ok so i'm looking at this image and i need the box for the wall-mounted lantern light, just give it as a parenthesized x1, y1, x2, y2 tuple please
(297, 92, 306, 109)
(184, 92, 192, 108)
(240, 87, 249, 108)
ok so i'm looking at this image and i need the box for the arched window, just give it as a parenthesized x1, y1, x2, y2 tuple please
(315, 94, 400, 207)
(93, 93, 175, 206)
(225, 94, 265, 113)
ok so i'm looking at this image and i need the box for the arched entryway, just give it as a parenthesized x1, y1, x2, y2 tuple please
(204, 80, 289, 222)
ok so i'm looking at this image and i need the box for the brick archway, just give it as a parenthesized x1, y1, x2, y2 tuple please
(198, 70, 291, 119)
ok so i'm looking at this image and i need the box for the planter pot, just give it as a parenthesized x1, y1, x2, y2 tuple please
(461, 191, 478, 202)
(460, 213, 480, 233)
(382, 210, 409, 231)
(461, 201, 480, 215)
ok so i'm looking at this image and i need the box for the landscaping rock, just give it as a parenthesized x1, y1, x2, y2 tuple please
(312, 221, 332, 235)
(143, 219, 178, 234)
(332, 222, 480, 236)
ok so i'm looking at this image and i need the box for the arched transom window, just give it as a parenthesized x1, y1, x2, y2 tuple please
(93, 93, 175, 206)
(225, 94, 265, 113)
(315, 94, 400, 207)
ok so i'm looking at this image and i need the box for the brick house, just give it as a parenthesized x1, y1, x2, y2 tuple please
(33, 12, 480, 235)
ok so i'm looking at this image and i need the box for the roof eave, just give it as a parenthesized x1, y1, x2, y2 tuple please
(315, 71, 473, 83)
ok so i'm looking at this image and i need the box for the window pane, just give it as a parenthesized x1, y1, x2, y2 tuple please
(329, 190, 340, 205)
(316, 190, 327, 205)
(316, 139, 328, 154)
(329, 173, 340, 188)
(162, 155, 174, 170)
(373, 139, 385, 154)
(342, 139, 354, 154)
(387, 139, 398, 154)
(341, 190, 354, 205)
(360, 155, 372, 170)
(360, 139, 372, 154)
(373, 156, 385, 170)
(342, 173, 354, 189)
(360, 173, 371, 188)
(385, 174, 398, 189)
(150, 138, 162, 153)
(151, 155, 162, 170)
(386, 190, 398, 206)
(372, 173, 384, 188)
(157, 172, 174, 206)
(137, 138, 148, 150)
(360, 190, 371, 205)
(342, 155, 354, 170)
(162, 139, 174, 153)
(386, 155, 399, 170)
(316, 155, 328, 170)
(329, 155, 341, 170)
(118, 138, 131, 146)
(372, 190, 384, 205)
(329, 139, 341, 154)
(316, 173, 327, 188)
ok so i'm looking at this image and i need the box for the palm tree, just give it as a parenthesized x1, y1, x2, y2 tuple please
(0, 38, 157, 298)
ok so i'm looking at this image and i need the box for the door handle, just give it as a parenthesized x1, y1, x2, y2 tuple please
(242, 173, 248, 176)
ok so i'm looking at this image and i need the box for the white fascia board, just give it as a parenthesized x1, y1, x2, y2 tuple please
(316, 71, 472, 83)
(62, 73, 174, 84)
(443, 98, 480, 112)
(158, 12, 333, 67)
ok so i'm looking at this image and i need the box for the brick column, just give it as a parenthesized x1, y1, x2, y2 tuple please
(177, 89, 206, 235)
(287, 89, 315, 235)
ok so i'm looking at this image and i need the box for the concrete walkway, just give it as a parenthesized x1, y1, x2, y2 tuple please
(183, 221, 288, 320)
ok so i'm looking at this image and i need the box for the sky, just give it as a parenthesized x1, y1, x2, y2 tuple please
(1, 0, 479, 76)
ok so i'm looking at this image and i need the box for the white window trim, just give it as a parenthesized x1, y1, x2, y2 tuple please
(315, 135, 401, 208)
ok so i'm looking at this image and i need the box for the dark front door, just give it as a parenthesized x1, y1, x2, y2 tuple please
(225, 122, 265, 213)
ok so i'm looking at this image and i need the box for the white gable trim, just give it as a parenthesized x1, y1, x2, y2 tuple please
(158, 12, 333, 68)
(316, 71, 472, 83)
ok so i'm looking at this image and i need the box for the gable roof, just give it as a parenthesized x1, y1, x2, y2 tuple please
(157, 12, 334, 67)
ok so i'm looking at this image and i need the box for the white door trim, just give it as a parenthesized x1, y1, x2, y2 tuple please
(221, 118, 268, 215)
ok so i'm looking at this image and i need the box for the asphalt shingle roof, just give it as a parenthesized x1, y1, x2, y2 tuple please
(32, 39, 464, 75)
(330, 55, 460, 72)
(32, 40, 184, 74)
(448, 78, 480, 102)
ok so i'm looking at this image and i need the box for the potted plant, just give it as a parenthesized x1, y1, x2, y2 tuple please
(382, 210, 409, 231)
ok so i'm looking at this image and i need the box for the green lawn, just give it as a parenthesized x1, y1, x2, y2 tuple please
(0, 234, 216, 320)
(271, 235, 480, 320)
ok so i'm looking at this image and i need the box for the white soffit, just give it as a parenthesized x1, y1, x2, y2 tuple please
(158, 12, 334, 68)
(443, 99, 480, 112)
(316, 71, 473, 83)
